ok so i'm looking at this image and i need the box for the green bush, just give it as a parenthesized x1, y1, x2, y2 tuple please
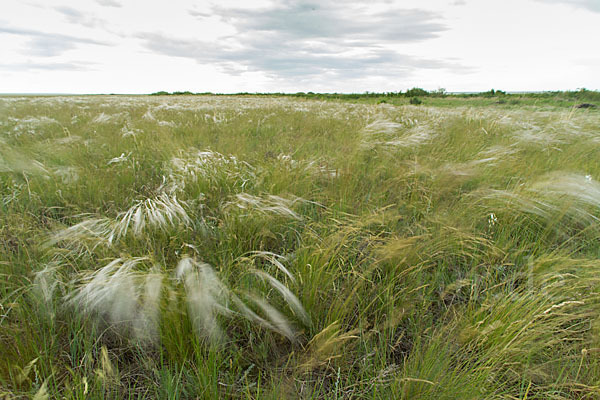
(405, 87, 429, 97)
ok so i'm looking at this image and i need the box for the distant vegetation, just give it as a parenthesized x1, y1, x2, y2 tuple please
(150, 87, 600, 103)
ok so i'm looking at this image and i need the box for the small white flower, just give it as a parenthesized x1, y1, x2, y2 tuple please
(488, 212, 498, 227)
(585, 174, 593, 182)
(107, 152, 131, 165)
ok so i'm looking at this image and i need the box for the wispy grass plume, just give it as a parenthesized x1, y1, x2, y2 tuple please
(225, 193, 304, 220)
(47, 193, 191, 254)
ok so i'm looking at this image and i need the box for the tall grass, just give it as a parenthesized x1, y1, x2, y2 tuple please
(1, 95, 600, 398)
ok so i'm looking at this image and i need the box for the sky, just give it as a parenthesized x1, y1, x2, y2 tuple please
(1, 0, 599, 94)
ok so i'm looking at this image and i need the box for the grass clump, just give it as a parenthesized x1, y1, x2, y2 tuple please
(409, 97, 423, 105)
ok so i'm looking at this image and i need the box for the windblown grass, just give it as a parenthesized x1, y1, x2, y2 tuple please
(1, 94, 600, 398)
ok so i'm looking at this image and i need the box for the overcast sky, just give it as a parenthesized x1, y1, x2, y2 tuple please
(1, 0, 599, 93)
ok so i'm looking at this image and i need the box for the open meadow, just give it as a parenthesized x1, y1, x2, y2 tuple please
(2, 94, 600, 399)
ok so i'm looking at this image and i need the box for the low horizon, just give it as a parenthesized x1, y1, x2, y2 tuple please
(1, 88, 598, 96)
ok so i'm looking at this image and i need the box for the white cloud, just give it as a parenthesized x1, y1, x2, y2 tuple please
(0, 25, 110, 56)
(135, 2, 470, 82)
(54, 6, 107, 28)
(96, 0, 121, 7)
(0, 61, 94, 71)
(534, 0, 600, 12)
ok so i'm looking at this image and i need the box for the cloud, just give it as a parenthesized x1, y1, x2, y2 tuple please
(139, 1, 468, 82)
(213, 2, 446, 43)
(139, 32, 469, 79)
(188, 9, 212, 18)
(54, 6, 83, 19)
(0, 61, 94, 72)
(534, 0, 600, 12)
(0, 26, 110, 56)
(95, 0, 121, 7)
(54, 6, 106, 28)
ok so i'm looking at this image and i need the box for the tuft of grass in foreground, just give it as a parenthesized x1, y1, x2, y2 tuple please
(1, 95, 600, 398)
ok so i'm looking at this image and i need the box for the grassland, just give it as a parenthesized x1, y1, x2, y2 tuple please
(1, 94, 600, 399)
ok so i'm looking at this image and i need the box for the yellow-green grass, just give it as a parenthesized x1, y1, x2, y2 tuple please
(1, 95, 600, 399)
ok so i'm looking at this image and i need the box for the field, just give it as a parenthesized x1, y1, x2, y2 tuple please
(1, 94, 600, 399)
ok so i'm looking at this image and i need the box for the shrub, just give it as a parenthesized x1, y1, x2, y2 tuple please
(405, 87, 429, 97)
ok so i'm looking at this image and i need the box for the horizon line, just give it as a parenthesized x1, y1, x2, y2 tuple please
(1, 89, 598, 96)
